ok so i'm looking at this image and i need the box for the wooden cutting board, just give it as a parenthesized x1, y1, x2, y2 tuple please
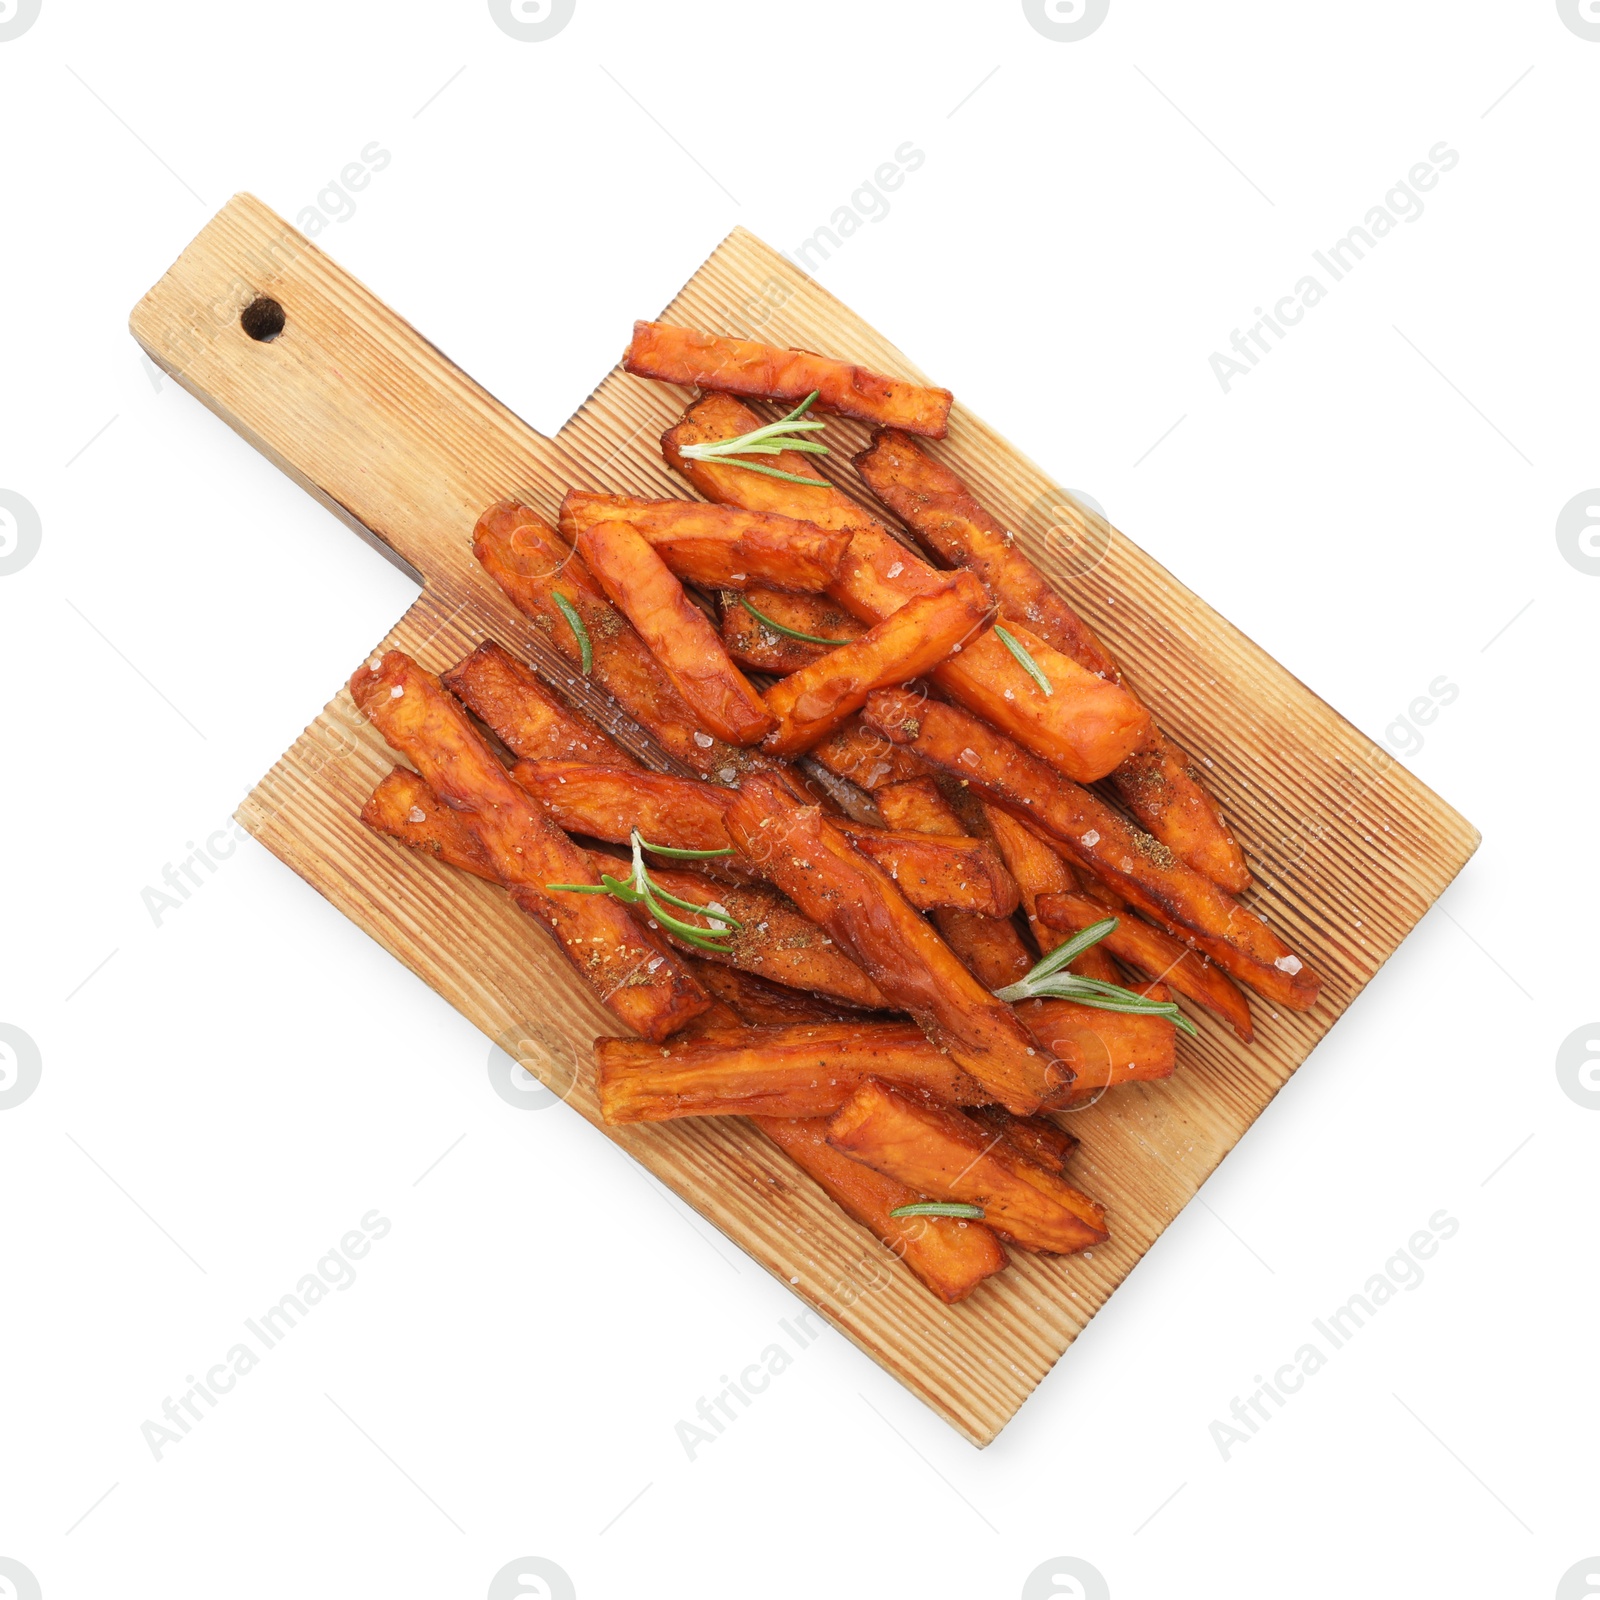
(129, 193, 1479, 1446)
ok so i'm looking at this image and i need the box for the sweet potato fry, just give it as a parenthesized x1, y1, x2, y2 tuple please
(984, 803, 1129, 986)
(982, 803, 1078, 951)
(1035, 890, 1255, 1041)
(855, 431, 1251, 892)
(967, 1105, 1079, 1174)
(808, 713, 932, 793)
(826, 1082, 1109, 1255)
(869, 778, 952, 835)
(560, 492, 851, 594)
(673, 999, 747, 1040)
(1111, 734, 1251, 894)
(868, 780, 1032, 983)
(723, 777, 1062, 1113)
(512, 760, 738, 855)
(936, 618, 1147, 787)
(441, 640, 635, 769)
(719, 587, 867, 673)
(575, 519, 774, 746)
(473, 501, 785, 788)
(625, 321, 953, 437)
(863, 689, 1321, 1012)
(664, 396, 1152, 782)
(869, 778, 1036, 987)
(1015, 997, 1175, 1092)
(595, 1022, 988, 1123)
(619, 859, 890, 1012)
(753, 1117, 1008, 1303)
(838, 827, 1019, 918)
(855, 428, 1122, 679)
(349, 652, 708, 1041)
(761, 571, 994, 755)
(665, 393, 895, 535)
(931, 911, 1036, 990)
(361, 766, 496, 880)
(687, 961, 879, 1026)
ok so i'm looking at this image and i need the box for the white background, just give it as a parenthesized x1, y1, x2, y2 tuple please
(2, 2, 1597, 1597)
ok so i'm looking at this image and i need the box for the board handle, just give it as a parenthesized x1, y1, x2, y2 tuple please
(129, 192, 579, 589)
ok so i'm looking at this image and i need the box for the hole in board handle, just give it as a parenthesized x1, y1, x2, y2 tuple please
(241, 296, 286, 342)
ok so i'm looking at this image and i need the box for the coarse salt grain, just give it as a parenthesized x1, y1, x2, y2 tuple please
(389, 685, 403, 699)
(720, 767, 737, 783)
(886, 561, 904, 578)
(730, 572, 746, 582)
(1274, 954, 1303, 974)
(1082, 829, 1100, 847)
(693, 731, 714, 748)
(407, 806, 426, 824)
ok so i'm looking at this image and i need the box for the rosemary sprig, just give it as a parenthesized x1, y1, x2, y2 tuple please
(552, 591, 592, 674)
(994, 625, 1052, 697)
(888, 1202, 986, 1220)
(547, 831, 741, 953)
(993, 916, 1199, 1036)
(679, 391, 831, 486)
(738, 593, 855, 646)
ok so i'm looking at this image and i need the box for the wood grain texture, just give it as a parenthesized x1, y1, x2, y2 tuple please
(129, 194, 1479, 1446)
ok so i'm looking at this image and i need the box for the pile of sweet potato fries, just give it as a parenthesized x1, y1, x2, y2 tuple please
(349, 319, 1321, 1305)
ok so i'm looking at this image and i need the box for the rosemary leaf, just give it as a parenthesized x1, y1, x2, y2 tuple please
(1028, 917, 1119, 981)
(738, 594, 855, 646)
(637, 835, 736, 860)
(994, 625, 1052, 696)
(888, 1202, 986, 1220)
(552, 591, 592, 674)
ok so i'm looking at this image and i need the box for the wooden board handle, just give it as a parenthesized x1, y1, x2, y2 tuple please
(129, 192, 582, 589)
